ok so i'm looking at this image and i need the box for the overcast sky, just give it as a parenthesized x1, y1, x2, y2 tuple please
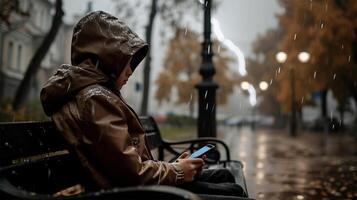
(63, 0, 281, 56)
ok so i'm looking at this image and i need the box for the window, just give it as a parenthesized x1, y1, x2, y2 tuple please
(7, 41, 13, 69)
(17, 45, 22, 71)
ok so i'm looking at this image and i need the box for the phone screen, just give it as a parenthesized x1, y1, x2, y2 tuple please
(189, 144, 215, 159)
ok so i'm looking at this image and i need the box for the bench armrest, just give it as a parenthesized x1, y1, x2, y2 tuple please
(162, 137, 231, 162)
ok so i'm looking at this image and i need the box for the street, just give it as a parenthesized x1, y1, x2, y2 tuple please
(218, 127, 357, 200)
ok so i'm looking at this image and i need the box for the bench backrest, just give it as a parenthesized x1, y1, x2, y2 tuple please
(139, 116, 164, 150)
(0, 117, 165, 195)
(0, 121, 91, 195)
(0, 121, 70, 167)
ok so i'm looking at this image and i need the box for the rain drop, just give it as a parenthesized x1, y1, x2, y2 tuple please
(204, 90, 208, 98)
(341, 44, 344, 49)
(66, 82, 71, 92)
(320, 22, 324, 29)
(184, 27, 187, 36)
(187, 94, 193, 106)
(278, 67, 281, 74)
(48, 168, 51, 178)
(333, 73, 336, 80)
(211, 104, 215, 113)
(301, 97, 304, 104)
(205, 1, 208, 6)
(270, 79, 273, 85)
(206, 103, 209, 110)
(293, 33, 297, 40)
(348, 55, 351, 62)
(330, 111, 333, 120)
(313, 71, 317, 79)
(217, 45, 221, 53)
(208, 44, 211, 54)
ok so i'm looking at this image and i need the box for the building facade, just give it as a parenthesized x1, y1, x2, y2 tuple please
(0, 0, 73, 102)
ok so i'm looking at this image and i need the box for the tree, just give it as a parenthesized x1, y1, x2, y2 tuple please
(0, 0, 29, 26)
(113, 0, 219, 115)
(155, 27, 235, 117)
(12, 0, 64, 110)
(277, 0, 357, 119)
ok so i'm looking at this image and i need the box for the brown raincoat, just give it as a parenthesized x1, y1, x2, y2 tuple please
(40, 11, 184, 189)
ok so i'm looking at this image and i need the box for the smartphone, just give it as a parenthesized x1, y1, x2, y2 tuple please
(189, 144, 215, 159)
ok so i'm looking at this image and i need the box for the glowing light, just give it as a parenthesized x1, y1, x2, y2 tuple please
(276, 51, 287, 63)
(259, 81, 268, 91)
(211, 18, 247, 76)
(298, 51, 310, 63)
(240, 81, 250, 90)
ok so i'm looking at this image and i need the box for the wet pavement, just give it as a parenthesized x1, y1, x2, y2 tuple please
(218, 126, 357, 200)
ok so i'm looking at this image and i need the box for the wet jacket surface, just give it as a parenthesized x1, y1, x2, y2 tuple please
(40, 11, 183, 189)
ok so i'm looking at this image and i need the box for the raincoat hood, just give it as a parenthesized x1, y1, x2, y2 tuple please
(71, 11, 148, 77)
(41, 11, 148, 116)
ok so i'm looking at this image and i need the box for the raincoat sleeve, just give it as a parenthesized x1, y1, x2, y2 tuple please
(81, 93, 184, 186)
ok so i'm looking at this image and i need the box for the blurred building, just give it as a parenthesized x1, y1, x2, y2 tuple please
(0, 0, 144, 114)
(0, 0, 71, 101)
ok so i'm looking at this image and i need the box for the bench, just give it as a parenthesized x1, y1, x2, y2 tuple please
(139, 116, 250, 200)
(0, 117, 252, 200)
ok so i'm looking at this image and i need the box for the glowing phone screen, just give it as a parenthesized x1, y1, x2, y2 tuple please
(189, 145, 214, 159)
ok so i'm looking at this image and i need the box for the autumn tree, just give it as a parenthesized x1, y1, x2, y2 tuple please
(278, 1, 352, 116)
(155, 27, 235, 117)
(270, 0, 357, 121)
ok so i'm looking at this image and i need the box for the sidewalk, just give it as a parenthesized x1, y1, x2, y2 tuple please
(217, 126, 357, 200)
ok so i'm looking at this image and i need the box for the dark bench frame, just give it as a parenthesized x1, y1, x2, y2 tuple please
(0, 117, 251, 200)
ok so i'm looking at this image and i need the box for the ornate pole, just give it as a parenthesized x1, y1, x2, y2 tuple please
(195, 0, 218, 138)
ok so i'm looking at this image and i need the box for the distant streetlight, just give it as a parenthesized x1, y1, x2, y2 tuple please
(276, 51, 287, 63)
(259, 81, 268, 91)
(241, 81, 250, 90)
(275, 51, 310, 137)
(298, 51, 310, 63)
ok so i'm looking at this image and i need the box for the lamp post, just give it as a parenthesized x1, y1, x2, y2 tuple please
(275, 51, 310, 137)
(196, 0, 218, 138)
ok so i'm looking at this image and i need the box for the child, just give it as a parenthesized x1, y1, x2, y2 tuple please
(41, 11, 245, 197)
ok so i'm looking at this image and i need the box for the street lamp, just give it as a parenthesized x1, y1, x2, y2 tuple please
(298, 51, 310, 63)
(276, 51, 310, 137)
(276, 52, 287, 64)
(259, 81, 268, 91)
(195, 0, 218, 138)
(240, 81, 250, 90)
